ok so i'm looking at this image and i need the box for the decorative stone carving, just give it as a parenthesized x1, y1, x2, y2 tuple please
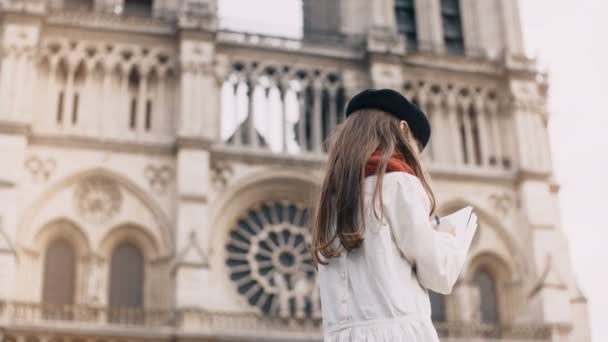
(528, 254, 567, 298)
(74, 176, 122, 224)
(84, 253, 104, 304)
(173, 230, 210, 272)
(489, 193, 512, 217)
(0, 216, 16, 254)
(210, 160, 233, 189)
(24, 156, 56, 182)
(144, 164, 173, 194)
(3, 24, 39, 52)
(225, 201, 320, 319)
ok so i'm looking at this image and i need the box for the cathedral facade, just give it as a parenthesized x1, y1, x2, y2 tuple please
(0, 0, 591, 341)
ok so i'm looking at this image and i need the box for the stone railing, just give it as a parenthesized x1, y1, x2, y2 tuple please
(0, 301, 554, 341)
(0, 301, 175, 328)
(434, 321, 553, 340)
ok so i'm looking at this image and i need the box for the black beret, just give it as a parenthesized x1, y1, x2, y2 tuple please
(345, 88, 431, 150)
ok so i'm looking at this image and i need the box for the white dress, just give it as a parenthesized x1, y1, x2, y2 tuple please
(318, 172, 468, 341)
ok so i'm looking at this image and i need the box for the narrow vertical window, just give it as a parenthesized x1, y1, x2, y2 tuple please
(395, 0, 418, 50)
(441, 0, 465, 54)
(474, 269, 499, 324)
(145, 99, 152, 131)
(42, 238, 76, 320)
(56, 92, 64, 123)
(130, 98, 137, 130)
(109, 242, 144, 324)
(458, 108, 468, 164)
(72, 93, 79, 124)
(469, 107, 482, 165)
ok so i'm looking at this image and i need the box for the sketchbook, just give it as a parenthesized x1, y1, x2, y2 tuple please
(439, 206, 478, 253)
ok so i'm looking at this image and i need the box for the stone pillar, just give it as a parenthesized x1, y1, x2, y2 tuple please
(366, 0, 406, 54)
(415, 0, 443, 53)
(0, 9, 42, 302)
(500, 0, 525, 56)
(460, 0, 482, 57)
(173, 0, 218, 317)
(339, 0, 371, 35)
(450, 280, 475, 322)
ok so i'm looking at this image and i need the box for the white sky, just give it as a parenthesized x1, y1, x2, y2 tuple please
(520, 1, 607, 341)
(218, 1, 607, 340)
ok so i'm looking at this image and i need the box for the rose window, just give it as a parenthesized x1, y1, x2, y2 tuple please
(226, 201, 320, 319)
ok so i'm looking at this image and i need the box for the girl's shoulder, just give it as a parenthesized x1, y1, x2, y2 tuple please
(365, 172, 426, 193)
(365, 172, 423, 190)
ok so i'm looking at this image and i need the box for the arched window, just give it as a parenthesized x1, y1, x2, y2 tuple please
(429, 290, 446, 322)
(109, 242, 144, 323)
(123, 0, 153, 17)
(440, 0, 464, 54)
(42, 238, 76, 319)
(395, 0, 418, 50)
(128, 68, 140, 131)
(474, 269, 499, 324)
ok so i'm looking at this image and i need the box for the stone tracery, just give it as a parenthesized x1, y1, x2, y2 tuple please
(225, 200, 320, 319)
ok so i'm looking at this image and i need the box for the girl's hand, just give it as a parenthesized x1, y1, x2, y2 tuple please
(433, 221, 456, 236)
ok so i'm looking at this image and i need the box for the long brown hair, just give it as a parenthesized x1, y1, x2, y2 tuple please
(310, 109, 436, 266)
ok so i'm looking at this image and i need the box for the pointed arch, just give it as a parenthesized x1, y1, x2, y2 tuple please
(18, 168, 173, 258)
(437, 197, 527, 280)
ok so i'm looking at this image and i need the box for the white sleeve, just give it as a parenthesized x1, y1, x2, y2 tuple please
(384, 175, 466, 294)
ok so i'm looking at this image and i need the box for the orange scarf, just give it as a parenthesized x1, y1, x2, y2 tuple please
(365, 148, 416, 177)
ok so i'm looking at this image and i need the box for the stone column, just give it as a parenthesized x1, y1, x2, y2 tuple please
(460, 0, 482, 57)
(500, 0, 525, 56)
(0, 12, 42, 303)
(414, 0, 443, 53)
(173, 0, 219, 325)
(366, 0, 406, 54)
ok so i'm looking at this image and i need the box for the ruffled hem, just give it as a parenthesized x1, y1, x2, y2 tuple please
(324, 316, 440, 342)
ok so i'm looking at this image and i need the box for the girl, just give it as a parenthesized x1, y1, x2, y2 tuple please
(311, 89, 472, 341)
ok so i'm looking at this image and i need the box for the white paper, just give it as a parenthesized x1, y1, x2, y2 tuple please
(440, 206, 478, 253)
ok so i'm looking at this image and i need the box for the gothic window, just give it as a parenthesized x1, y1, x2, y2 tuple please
(474, 269, 499, 324)
(72, 62, 86, 125)
(457, 106, 468, 164)
(440, 0, 465, 55)
(294, 77, 344, 153)
(109, 242, 144, 323)
(123, 0, 153, 17)
(225, 201, 319, 319)
(128, 69, 140, 130)
(429, 290, 446, 322)
(42, 238, 76, 319)
(469, 106, 482, 165)
(395, 0, 418, 50)
(56, 91, 65, 124)
(55, 61, 68, 124)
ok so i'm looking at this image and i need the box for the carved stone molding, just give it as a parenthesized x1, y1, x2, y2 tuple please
(24, 156, 56, 182)
(172, 230, 209, 273)
(210, 160, 233, 189)
(144, 164, 173, 194)
(489, 192, 512, 217)
(74, 176, 122, 225)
